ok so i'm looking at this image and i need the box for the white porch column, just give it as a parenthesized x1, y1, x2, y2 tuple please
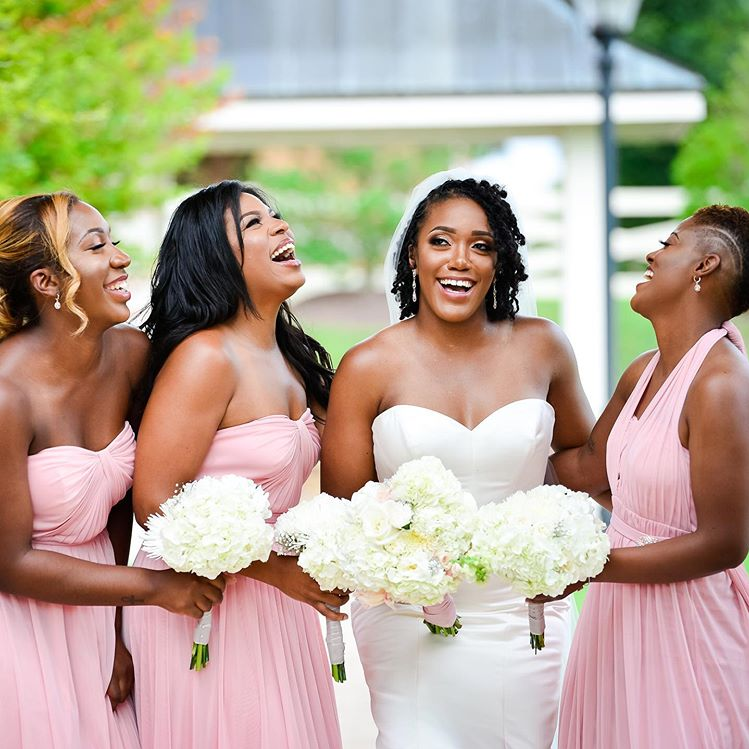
(560, 127, 608, 414)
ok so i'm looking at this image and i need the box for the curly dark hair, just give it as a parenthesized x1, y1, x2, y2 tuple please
(391, 178, 527, 322)
(691, 204, 749, 317)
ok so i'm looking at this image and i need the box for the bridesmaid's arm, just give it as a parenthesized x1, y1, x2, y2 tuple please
(543, 320, 595, 451)
(132, 333, 234, 525)
(320, 342, 382, 499)
(0, 382, 222, 616)
(595, 363, 749, 585)
(551, 352, 654, 499)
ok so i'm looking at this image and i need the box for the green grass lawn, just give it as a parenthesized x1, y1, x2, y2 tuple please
(307, 299, 749, 584)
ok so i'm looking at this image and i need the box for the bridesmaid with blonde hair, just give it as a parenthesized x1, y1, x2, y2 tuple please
(0, 192, 224, 748)
(551, 205, 749, 747)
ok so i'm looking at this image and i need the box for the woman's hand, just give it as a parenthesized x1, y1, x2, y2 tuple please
(106, 635, 134, 709)
(250, 553, 349, 620)
(148, 569, 226, 618)
(527, 578, 588, 605)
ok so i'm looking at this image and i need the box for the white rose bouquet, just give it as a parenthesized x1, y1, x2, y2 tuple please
(273, 493, 354, 682)
(346, 456, 478, 636)
(142, 474, 274, 670)
(461, 484, 609, 652)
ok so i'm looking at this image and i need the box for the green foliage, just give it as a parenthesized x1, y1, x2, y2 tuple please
(673, 34, 749, 209)
(631, 0, 749, 89)
(250, 147, 453, 283)
(0, 0, 222, 213)
(621, 0, 749, 188)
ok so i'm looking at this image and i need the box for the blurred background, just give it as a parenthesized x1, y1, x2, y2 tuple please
(3, 1, 749, 745)
(3, 0, 749, 408)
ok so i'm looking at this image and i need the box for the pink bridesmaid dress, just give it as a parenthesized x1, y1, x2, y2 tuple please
(559, 325, 749, 748)
(0, 424, 140, 748)
(124, 409, 342, 749)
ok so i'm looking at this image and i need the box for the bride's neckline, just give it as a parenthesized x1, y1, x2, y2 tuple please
(373, 399, 553, 432)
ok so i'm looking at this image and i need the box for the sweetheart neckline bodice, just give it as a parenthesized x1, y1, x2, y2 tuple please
(373, 398, 553, 433)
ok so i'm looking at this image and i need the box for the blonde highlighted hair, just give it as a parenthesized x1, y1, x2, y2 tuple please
(0, 191, 88, 341)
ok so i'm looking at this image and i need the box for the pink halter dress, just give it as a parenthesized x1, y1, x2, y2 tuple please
(559, 325, 749, 748)
(0, 423, 140, 748)
(124, 409, 342, 749)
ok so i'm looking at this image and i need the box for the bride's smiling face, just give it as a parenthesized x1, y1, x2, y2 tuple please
(411, 197, 497, 323)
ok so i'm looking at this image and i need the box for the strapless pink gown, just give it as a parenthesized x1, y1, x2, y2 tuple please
(0, 424, 140, 748)
(124, 410, 342, 749)
(559, 326, 749, 747)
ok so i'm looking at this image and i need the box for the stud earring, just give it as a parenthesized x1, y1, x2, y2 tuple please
(693, 275, 701, 293)
(411, 268, 417, 303)
(492, 279, 497, 310)
(53, 292, 61, 310)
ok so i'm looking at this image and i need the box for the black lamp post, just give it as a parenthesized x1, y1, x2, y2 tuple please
(572, 0, 643, 394)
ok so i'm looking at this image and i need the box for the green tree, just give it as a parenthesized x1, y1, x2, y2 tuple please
(620, 0, 749, 187)
(0, 0, 222, 213)
(250, 146, 453, 286)
(673, 34, 749, 209)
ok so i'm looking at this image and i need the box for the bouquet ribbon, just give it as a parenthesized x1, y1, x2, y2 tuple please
(422, 595, 457, 628)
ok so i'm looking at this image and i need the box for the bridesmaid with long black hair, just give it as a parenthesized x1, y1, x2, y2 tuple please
(125, 180, 345, 749)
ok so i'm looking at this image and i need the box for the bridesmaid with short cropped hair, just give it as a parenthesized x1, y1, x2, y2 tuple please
(552, 205, 749, 747)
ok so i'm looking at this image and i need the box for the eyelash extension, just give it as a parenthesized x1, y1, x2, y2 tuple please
(89, 239, 120, 251)
(658, 240, 669, 247)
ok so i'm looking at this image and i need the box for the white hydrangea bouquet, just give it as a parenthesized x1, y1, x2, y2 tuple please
(461, 484, 609, 652)
(346, 456, 478, 637)
(142, 474, 274, 670)
(273, 493, 355, 682)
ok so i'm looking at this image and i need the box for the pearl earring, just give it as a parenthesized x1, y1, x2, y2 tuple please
(693, 275, 701, 293)
(53, 292, 61, 310)
(411, 268, 417, 303)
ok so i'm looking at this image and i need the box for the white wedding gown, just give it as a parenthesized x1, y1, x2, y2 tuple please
(352, 400, 573, 749)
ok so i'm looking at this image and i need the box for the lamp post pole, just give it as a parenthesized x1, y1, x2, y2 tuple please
(597, 28, 617, 395)
(572, 0, 642, 397)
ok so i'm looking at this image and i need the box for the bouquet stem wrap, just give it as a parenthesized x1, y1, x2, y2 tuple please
(325, 608, 346, 683)
(422, 595, 462, 637)
(190, 610, 212, 670)
(527, 602, 545, 653)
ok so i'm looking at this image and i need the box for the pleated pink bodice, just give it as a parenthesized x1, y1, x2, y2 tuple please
(27, 423, 135, 549)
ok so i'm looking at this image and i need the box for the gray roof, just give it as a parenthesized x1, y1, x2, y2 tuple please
(195, 0, 704, 97)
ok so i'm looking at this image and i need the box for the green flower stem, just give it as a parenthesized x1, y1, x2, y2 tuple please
(530, 633, 545, 654)
(190, 643, 210, 671)
(331, 663, 347, 683)
(424, 616, 462, 637)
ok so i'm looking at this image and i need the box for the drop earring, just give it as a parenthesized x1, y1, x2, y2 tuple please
(492, 279, 497, 310)
(53, 292, 61, 310)
(693, 275, 701, 293)
(412, 268, 417, 303)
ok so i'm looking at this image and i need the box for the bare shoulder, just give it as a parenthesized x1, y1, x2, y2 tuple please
(108, 323, 149, 356)
(615, 349, 657, 400)
(690, 338, 749, 412)
(336, 323, 406, 379)
(165, 328, 233, 375)
(512, 315, 569, 350)
(107, 324, 150, 382)
(0, 376, 32, 442)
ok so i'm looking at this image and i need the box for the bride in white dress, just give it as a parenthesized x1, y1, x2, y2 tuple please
(321, 169, 594, 748)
